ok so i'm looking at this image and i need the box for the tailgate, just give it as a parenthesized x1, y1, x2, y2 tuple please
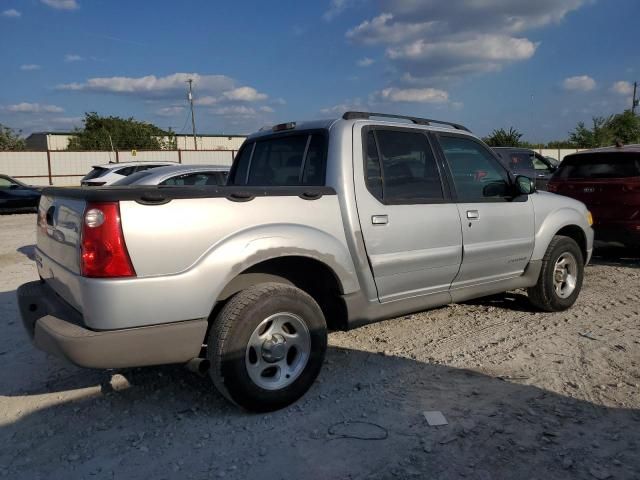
(553, 179, 640, 222)
(37, 194, 85, 274)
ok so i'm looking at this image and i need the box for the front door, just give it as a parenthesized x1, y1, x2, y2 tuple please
(354, 126, 463, 302)
(435, 134, 535, 289)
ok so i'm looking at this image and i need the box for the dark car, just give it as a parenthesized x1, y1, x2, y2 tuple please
(547, 145, 640, 247)
(492, 147, 557, 190)
(0, 174, 41, 213)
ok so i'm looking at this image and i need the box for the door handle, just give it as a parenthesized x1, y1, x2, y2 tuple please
(466, 210, 479, 220)
(371, 215, 388, 225)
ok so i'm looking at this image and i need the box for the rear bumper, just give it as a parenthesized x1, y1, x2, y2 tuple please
(17, 280, 208, 369)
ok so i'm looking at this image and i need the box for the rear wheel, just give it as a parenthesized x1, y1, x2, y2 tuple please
(207, 283, 327, 412)
(527, 235, 584, 312)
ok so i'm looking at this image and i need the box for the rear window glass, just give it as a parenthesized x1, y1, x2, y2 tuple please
(230, 133, 327, 186)
(82, 167, 109, 181)
(555, 153, 640, 179)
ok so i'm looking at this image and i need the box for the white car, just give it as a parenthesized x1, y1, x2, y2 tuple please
(80, 161, 176, 186)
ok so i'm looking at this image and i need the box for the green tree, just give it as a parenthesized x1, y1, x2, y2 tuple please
(568, 116, 613, 148)
(67, 112, 176, 151)
(0, 124, 26, 151)
(607, 110, 640, 144)
(482, 127, 525, 147)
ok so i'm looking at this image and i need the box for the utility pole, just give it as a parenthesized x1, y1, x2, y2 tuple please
(632, 81, 638, 115)
(187, 78, 197, 150)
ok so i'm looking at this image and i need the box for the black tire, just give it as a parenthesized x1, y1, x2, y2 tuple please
(207, 282, 327, 412)
(527, 235, 584, 312)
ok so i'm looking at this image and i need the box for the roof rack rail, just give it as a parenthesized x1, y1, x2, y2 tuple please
(342, 111, 470, 132)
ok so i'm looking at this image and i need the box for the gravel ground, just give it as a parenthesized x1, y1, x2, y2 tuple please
(1, 213, 639, 480)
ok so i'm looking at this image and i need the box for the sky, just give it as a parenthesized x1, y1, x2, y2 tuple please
(0, 0, 638, 142)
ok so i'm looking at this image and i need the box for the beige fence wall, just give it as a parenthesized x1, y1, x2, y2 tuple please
(0, 150, 236, 186)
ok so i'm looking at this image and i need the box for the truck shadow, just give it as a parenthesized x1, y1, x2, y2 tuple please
(0, 344, 638, 480)
(590, 246, 640, 269)
(16, 244, 36, 261)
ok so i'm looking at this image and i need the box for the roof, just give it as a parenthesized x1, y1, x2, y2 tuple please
(92, 161, 177, 168)
(567, 144, 640, 156)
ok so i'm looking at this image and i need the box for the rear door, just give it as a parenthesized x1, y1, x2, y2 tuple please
(435, 134, 535, 289)
(354, 126, 463, 302)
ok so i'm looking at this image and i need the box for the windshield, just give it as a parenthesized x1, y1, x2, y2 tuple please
(555, 152, 640, 179)
(229, 132, 327, 186)
(112, 170, 154, 186)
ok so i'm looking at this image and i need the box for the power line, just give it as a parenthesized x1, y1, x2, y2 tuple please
(187, 79, 197, 150)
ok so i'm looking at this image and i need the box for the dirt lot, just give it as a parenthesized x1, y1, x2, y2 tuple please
(1, 213, 639, 480)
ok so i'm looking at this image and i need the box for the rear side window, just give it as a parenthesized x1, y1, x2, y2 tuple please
(161, 172, 226, 186)
(116, 166, 137, 176)
(555, 153, 640, 179)
(112, 171, 153, 186)
(230, 133, 327, 186)
(365, 129, 444, 203)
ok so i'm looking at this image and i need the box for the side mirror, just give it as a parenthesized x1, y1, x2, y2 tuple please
(515, 175, 536, 195)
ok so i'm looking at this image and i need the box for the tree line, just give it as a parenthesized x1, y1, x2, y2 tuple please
(0, 112, 176, 151)
(2, 110, 639, 152)
(483, 110, 640, 148)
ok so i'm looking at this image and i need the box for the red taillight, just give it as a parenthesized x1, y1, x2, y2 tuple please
(81, 202, 136, 278)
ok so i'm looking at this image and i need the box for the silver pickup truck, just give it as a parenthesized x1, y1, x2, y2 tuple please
(18, 112, 594, 412)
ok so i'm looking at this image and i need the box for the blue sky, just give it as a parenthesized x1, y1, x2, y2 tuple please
(0, 0, 638, 142)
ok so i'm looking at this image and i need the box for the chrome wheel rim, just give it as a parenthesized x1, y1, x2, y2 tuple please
(553, 252, 578, 299)
(245, 312, 311, 391)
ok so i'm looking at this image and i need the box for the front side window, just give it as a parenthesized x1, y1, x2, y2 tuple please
(440, 136, 510, 202)
(230, 133, 327, 186)
(365, 129, 444, 203)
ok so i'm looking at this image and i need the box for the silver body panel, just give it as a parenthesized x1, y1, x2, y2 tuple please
(36, 117, 594, 332)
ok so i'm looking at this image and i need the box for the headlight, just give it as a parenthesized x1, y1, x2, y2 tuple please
(586, 211, 593, 226)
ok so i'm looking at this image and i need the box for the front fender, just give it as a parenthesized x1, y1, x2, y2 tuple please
(531, 206, 593, 261)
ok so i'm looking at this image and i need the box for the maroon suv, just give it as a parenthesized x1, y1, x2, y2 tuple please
(547, 145, 640, 247)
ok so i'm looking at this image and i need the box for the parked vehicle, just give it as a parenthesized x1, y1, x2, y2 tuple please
(19, 112, 593, 412)
(81, 161, 176, 186)
(0, 174, 41, 213)
(492, 147, 557, 190)
(547, 144, 640, 248)
(112, 164, 229, 186)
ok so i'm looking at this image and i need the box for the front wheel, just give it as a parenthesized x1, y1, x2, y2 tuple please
(207, 283, 327, 412)
(527, 235, 584, 312)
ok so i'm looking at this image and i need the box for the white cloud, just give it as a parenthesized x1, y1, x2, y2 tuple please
(222, 86, 268, 102)
(562, 75, 596, 92)
(320, 99, 366, 115)
(155, 106, 185, 117)
(41, 0, 79, 10)
(20, 64, 41, 71)
(5, 102, 64, 113)
(57, 73, 236, 97)
(211, 106, 259, 117)
(259, 106, 274, 113)
(378, 87, 449, 103)
(323, 0, 349, 21)
(611, 81, 634, 96)
(345, 1, 587, 84)
(347, 13, 440, 45)
(64, 54, 84, 62)
(357, 57, 375, 67)
(195, 96, 219, 106)
(2, 8, 21, 17)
